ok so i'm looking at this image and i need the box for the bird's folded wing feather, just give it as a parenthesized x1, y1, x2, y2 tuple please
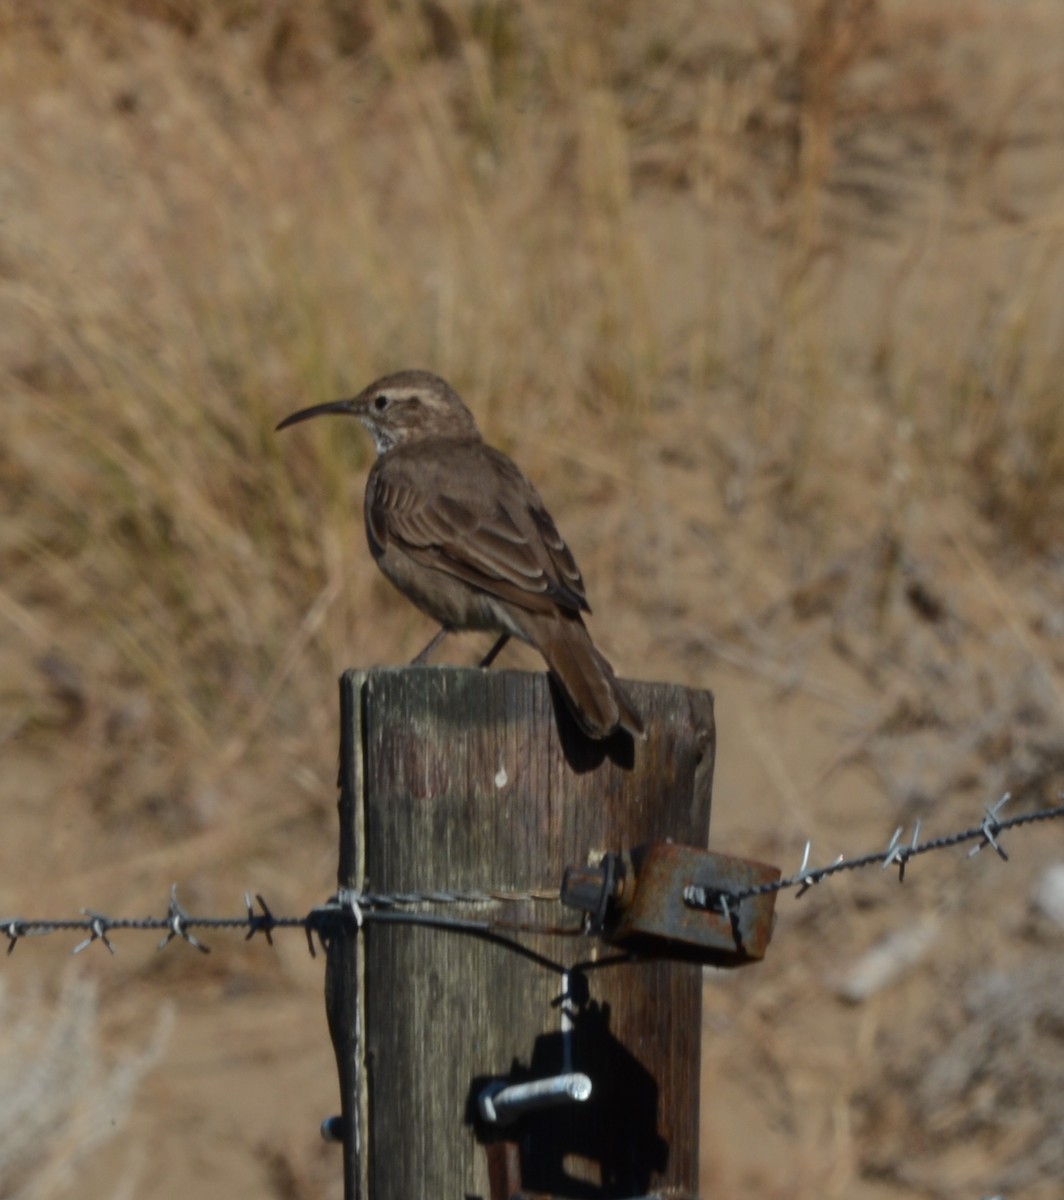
(367, 445, 589, 615)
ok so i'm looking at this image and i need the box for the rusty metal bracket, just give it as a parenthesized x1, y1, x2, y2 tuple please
(561, 842, 780, 966)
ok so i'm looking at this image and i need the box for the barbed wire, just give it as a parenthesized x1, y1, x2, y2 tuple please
(2, 794, 1061, 957)
(0, 883, 574, 959)
(686, 793, 1064, 920)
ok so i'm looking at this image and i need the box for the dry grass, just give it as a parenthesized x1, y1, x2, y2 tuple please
(2, 1, 1064, 1196)
(3, 3, 1061, 794)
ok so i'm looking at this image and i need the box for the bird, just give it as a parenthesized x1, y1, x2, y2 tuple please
(276, 369, 643, 740)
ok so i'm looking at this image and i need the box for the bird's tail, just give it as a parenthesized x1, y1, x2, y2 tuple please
(524, 610, 645, 740)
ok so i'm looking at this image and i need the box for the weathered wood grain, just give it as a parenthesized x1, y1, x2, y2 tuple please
(327, 665, 714, 1199)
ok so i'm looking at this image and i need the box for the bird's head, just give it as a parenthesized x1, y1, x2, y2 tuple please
(276, 370, 480, 453)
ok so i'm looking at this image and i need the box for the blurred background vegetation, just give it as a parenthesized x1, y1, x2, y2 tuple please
(2, 2, 1063, 1197)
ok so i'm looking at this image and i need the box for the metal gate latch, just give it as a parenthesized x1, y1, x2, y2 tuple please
(479, 1074, 593, 1200)
(478, 1073, 592, 1125)
(561, 841, 780, 966)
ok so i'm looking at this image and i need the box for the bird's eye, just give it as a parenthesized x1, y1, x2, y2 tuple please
(374, 394, 389, 411)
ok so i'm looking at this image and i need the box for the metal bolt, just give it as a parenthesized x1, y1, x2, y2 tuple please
(560, 852, 634, 929)
(478, 1073, 592, 1125)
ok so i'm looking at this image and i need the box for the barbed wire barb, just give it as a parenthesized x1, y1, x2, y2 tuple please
(244, 892, 276, 946)
(73, 911, 115, 956)
(968, 792, 1011, 861)
(795, 845, 846, 899)
(4, 920, 26, 955)
(793, 841, 816, 897)
(160, 885, 210, 955)
(880, 822, 921, 882)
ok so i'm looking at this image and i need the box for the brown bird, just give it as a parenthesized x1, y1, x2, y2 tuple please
(276, 370, 643, 739)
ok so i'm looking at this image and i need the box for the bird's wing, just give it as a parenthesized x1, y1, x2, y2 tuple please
(366, 442, 590, 615)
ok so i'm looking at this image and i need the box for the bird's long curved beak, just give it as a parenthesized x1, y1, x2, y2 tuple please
(275, 398, 361, 432)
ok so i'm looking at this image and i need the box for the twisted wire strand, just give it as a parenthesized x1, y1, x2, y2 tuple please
(3, 796, 1061, 954)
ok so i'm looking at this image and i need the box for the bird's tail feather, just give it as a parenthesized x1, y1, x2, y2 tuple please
(527, 611, 644, 740)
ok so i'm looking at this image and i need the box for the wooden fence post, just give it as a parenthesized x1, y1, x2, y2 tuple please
(326, 665, 714, 1199)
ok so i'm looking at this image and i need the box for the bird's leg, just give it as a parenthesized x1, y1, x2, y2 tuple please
(478, 633, 510, 669)
(411, 626, 451, 665)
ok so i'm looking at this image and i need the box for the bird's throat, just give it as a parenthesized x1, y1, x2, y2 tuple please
(361, 418, 399, 455)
